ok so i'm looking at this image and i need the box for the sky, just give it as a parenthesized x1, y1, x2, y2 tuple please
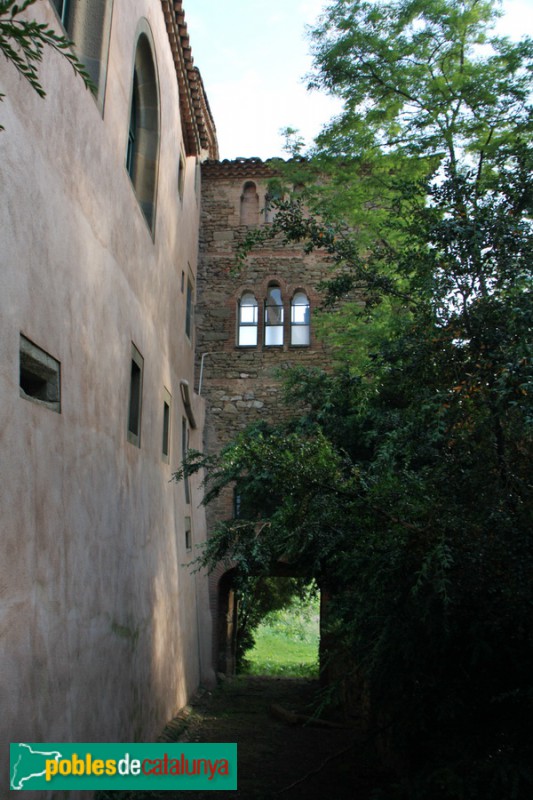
(185, 0, 533, 161)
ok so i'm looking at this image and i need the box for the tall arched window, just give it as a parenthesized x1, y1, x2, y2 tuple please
(291, 291, 310, 345)
(238, 293, 258, 346)
(264, 284, 284, 346)
(126, 29, 160, 232)
(240, 181, 259, 226)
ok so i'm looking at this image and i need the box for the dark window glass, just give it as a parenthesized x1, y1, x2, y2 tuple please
(186, 279, 193, 340)
(162, 400, 170, 458)
(127, 345, 143, 446)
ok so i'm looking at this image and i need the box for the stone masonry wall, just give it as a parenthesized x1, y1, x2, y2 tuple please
(196, 158, 333, 450)
(196, 158, 336, 668)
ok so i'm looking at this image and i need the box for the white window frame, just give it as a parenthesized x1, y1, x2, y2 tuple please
(290, 291, 310, 346)
(238, 292, 259, 347)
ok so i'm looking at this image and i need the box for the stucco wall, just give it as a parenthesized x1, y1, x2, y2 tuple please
(0, 1, 213, 795)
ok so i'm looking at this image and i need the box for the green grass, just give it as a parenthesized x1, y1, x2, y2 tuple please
(243, 596, 319, 678)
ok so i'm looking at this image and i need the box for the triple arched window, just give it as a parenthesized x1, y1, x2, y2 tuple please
(237, 286, 310, 347)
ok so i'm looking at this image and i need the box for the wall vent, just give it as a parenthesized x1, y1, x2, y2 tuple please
(19, 334, 61, 413)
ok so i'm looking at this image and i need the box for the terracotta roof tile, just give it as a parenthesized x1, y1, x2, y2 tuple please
(160, 0, 219, 159)
(201, 157, 287, 178)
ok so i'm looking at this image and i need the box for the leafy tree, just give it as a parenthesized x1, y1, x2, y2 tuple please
(235, 576, 314, 670)
(0, 0, 93, 129)
(177, 1, 532, 796)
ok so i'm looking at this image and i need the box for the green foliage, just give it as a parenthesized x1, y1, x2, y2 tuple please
(174, 427, 354, 579)
(175, 1, 533, 795)
(309, 0, 532, 165)
(280, 125, 306, 157)
(242, 594, 320, 677)
(234, 576, 313, 670)
(0, 0, 94, 129)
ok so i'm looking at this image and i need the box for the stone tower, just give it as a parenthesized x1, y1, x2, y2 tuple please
(196, 157, 333, 672)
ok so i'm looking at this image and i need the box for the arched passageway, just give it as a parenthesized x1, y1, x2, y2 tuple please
(215, 565, 325, 679)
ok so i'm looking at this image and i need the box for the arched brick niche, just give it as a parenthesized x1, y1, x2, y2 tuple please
(240, 181, 260, 226)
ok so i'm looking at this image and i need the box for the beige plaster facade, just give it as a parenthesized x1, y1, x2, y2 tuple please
(1, 1, 217, 795)
(1, 2, 341, 793)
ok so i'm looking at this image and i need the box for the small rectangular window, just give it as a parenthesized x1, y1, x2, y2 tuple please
(182, 417, 190, 504)
(162, 388, 171, 462)
(185, 278, 194, 341)
(127, 344, 143, 447)
(19, 334, 61, 413)
(184, 516, 192, 550)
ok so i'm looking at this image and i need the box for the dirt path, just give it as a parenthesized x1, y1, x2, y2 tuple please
(110, 675, 387, 800)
